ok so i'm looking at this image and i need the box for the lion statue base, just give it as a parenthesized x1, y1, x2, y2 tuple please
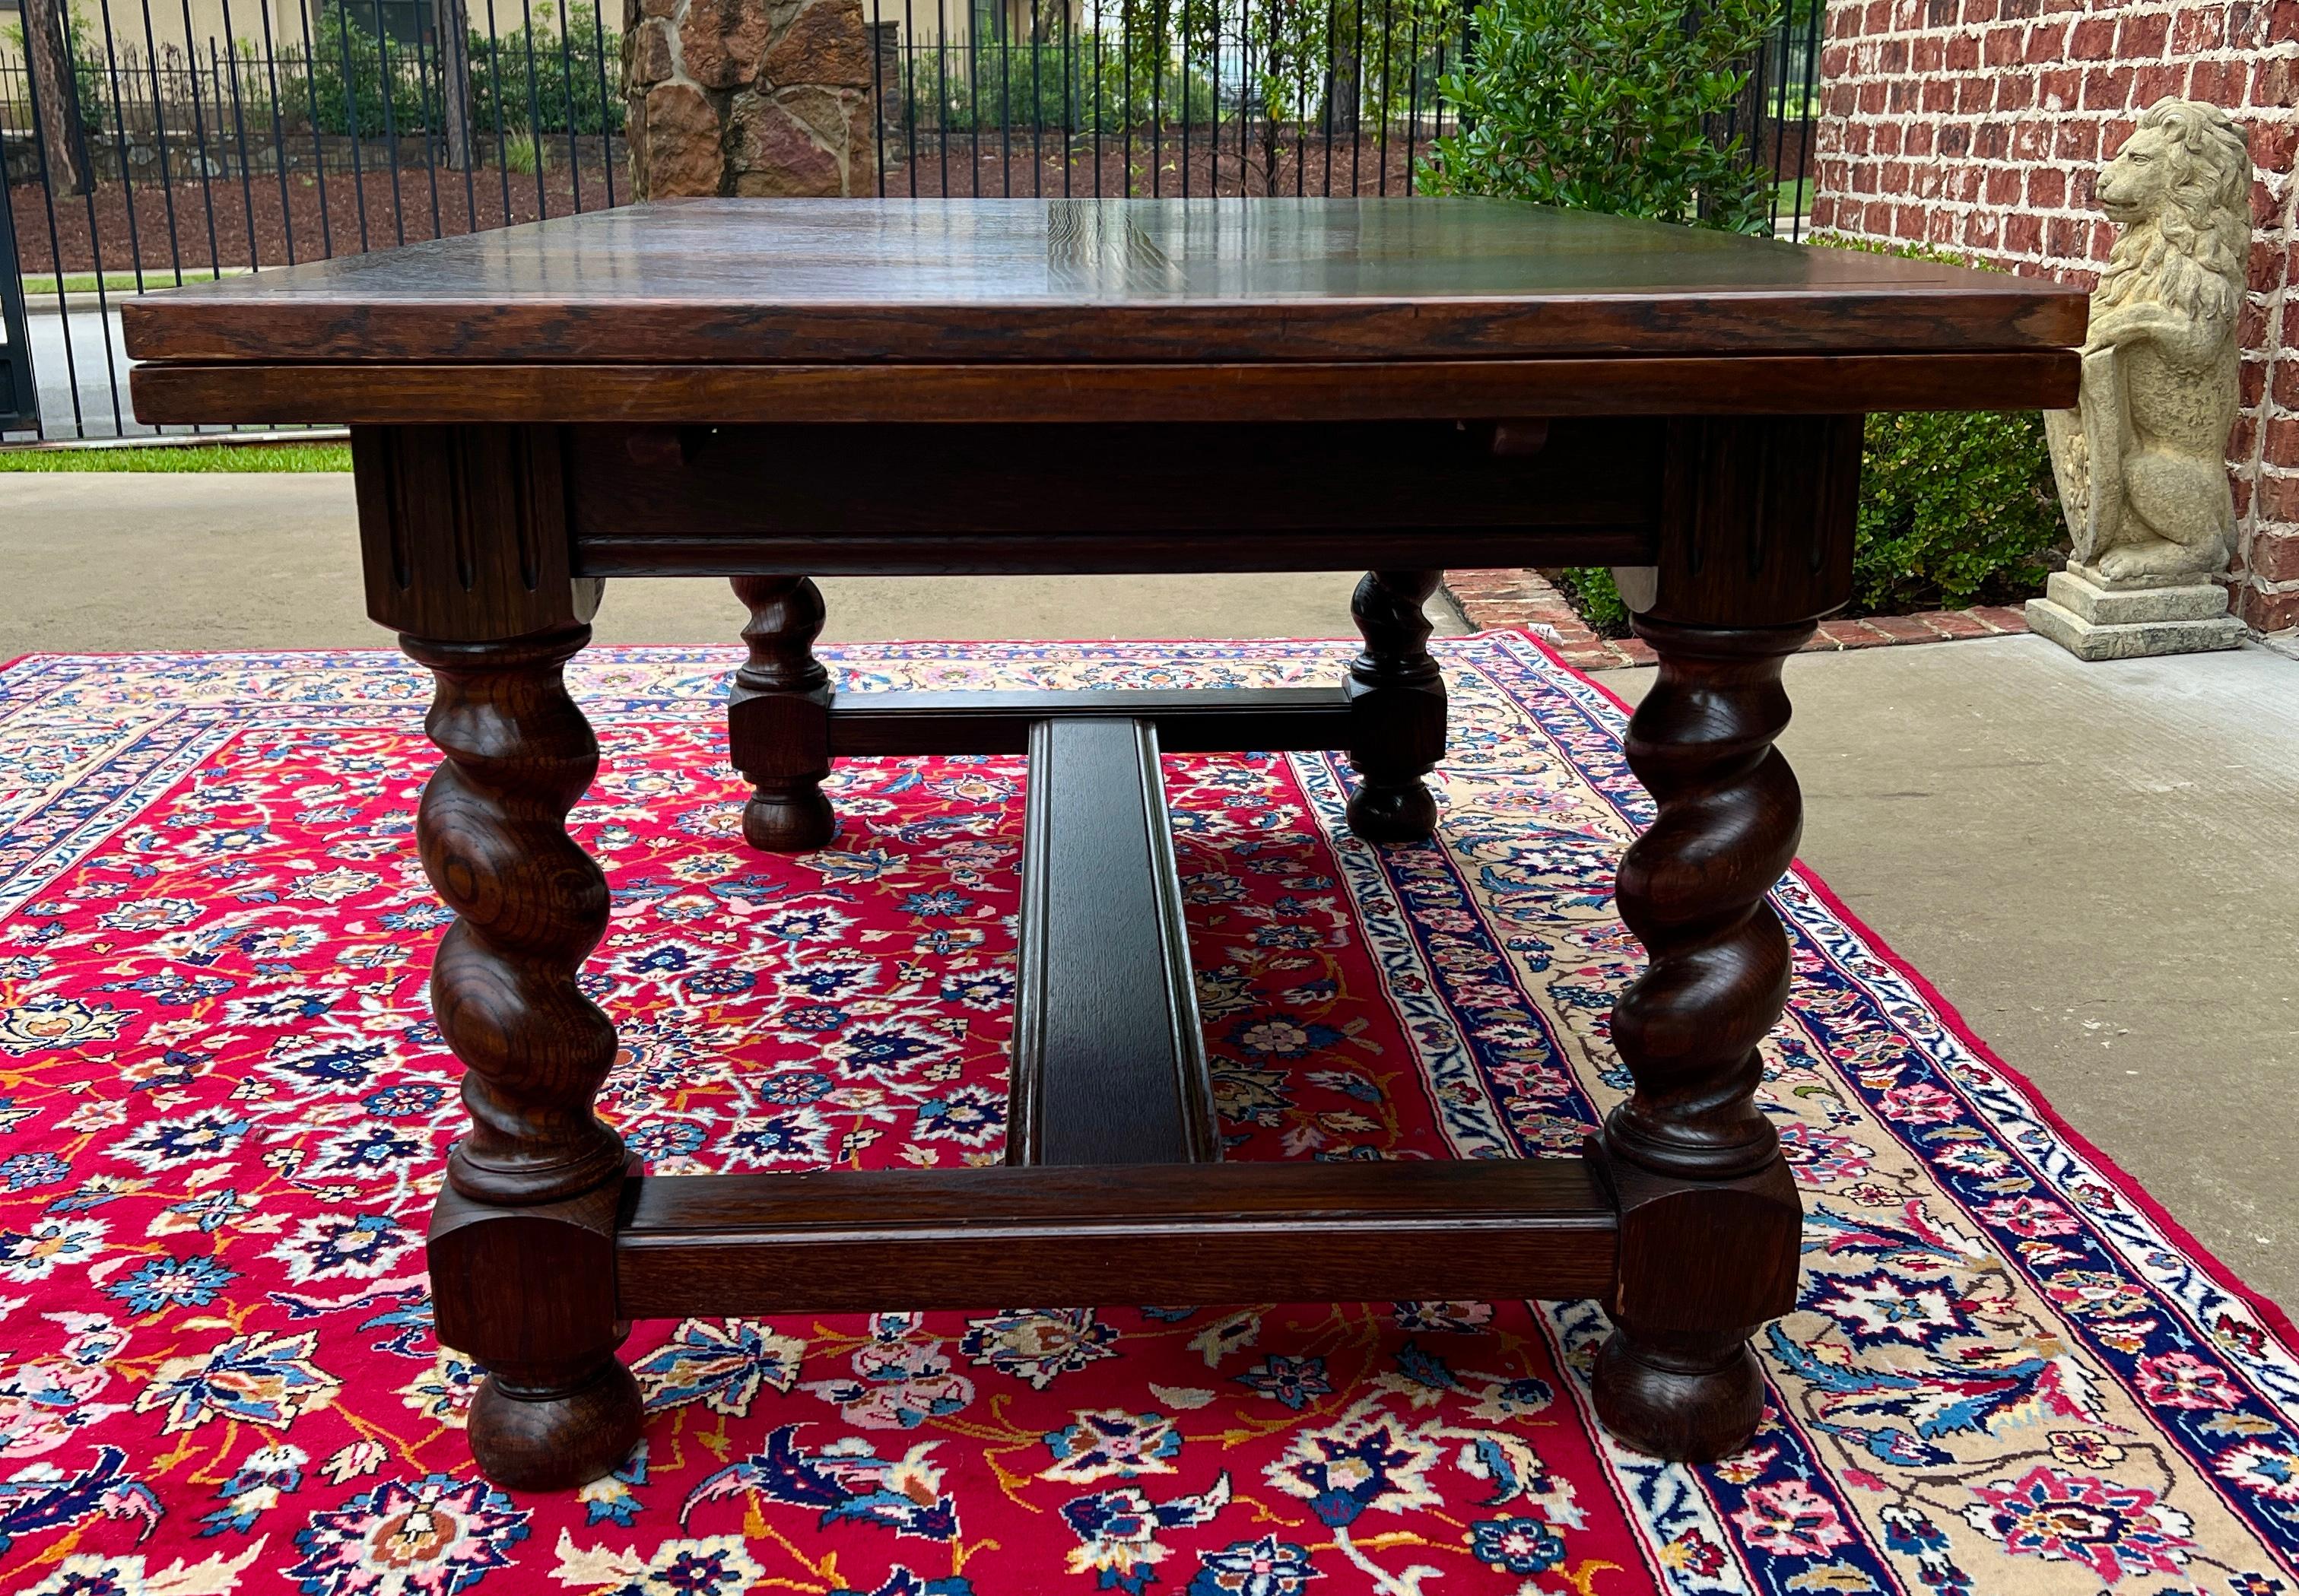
(2027, 97, 2253, 660)
(2027, 560, 2247, 660)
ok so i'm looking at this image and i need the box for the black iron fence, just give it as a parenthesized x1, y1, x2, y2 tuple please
(859, 0, 1467, 199)
(0, 175, 31, 430)
(2, 0, 1818, 439)
(856, 0, 1819, 205)
(2, 0, 625, 438)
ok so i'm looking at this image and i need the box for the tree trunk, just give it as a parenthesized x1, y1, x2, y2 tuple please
(21, 0, 94, 197)
(1329, 49, 1361, 136)
(436, 0, 476, 170)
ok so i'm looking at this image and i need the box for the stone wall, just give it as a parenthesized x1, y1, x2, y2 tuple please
(624, 0, 876, 198)
(1808, 0, 2299, 633)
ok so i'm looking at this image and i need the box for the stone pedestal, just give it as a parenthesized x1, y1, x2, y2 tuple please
(2024, 563, 2247, 662)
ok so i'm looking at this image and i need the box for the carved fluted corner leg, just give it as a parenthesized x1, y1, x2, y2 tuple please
(1345, 569, 1448, 844)
(1592, 615, 1812, 1463)
(729, 575, 836, 852)
(405, 624, 641, 1493)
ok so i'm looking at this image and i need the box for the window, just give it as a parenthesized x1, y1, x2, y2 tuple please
(337, 0, 430, 45)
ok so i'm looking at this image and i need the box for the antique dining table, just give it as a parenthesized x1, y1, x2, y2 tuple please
(124, 197, 2085, 1492)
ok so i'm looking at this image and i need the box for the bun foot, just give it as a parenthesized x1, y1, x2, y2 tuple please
(1346, 780, 1437, 845)
(468, 1362, 643, 1492)
(741, 788, 837, 852)
(1592, 1328, 1765, 1464)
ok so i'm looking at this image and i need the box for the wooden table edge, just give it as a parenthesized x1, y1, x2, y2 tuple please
(129, 350, 2081, 425)
(116, 284, 2087, 359)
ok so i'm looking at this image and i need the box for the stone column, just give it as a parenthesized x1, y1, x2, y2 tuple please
(624, 0, 878, 198)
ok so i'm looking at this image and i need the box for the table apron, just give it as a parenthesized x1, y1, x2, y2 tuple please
(564, 417, 1665, 577)
(127, 351, 2080, 426)
(576, 526, 1658, 576)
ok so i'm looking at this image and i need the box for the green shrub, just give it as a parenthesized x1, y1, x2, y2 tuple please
(1418, 0, 1794, 634)
(1849, 408, 2062, 612)
(1418, 0, 1782, 233)
(921, 36, 1217, 134)
(300, 2, 622, 141)
(304, 2, 430, 137)
(1827, 236, 2065, 615)
(1553, 566, 1631, 634)
(470, 8, 623, 138)
(501, 129, 548, 173)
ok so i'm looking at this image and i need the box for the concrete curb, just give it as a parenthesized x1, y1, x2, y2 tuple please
(1443, 568, 2033, 671)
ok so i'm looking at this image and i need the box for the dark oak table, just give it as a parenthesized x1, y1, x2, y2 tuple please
(126, 198, 2084, 1491)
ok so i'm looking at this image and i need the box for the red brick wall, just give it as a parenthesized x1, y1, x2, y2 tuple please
(1809, 0, 2299, 632)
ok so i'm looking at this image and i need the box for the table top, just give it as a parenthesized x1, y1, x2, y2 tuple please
(124, 198, 2085, 425)
(125, 198, 2084, 365)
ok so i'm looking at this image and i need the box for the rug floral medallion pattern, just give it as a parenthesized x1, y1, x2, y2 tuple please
(0, 634, 2291, 1596)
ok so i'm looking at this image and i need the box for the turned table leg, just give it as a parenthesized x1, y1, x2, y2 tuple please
(1345, 568, 1447, 843)
(1583, 414, 1863, 1462)
(1590, 616, 1811, 1461)
(407, 624, 642, 1492)
(729, 575, 836, 852)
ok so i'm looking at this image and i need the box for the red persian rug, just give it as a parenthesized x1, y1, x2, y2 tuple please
(0, 634, 2293, 1596)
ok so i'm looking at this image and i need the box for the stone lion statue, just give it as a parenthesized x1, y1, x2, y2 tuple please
(2046, 98, 2252, 583)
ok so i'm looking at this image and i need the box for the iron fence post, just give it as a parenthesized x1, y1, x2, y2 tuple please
(0, 154, 40, 434)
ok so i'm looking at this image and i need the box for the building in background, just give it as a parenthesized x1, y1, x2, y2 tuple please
(1, 0, 312, 61)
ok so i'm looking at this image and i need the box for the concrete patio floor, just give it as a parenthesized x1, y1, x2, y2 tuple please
(6, 471, 2296, 1310)
(0, 474, 1453, 654)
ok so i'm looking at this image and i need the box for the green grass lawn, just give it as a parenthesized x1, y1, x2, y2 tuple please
(0, 441, 351, 472)
(17, 268, 239, 297)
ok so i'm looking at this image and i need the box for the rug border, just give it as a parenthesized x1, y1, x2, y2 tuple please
(1508, 620, 2299, 1356)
